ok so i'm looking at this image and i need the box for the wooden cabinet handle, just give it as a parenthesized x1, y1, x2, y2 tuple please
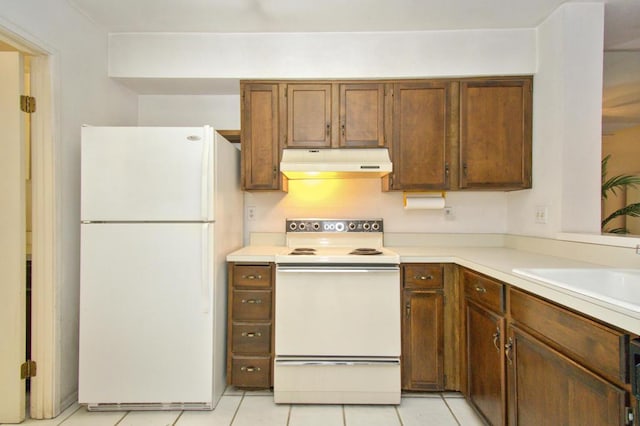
(243, 274, 262, 280)
(475, 285, 486, 294)
(241, 299, 262, 304)
(240, 366, 261, 373)
(492, 327, 501, 352)
(505, 337, 514, 365)
(415, 275, 433, 281)
(241, 331, 262, 338)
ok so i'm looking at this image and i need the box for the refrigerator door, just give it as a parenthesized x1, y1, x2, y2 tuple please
(81, 126, 214, 222)
(79, 223, 216, 407)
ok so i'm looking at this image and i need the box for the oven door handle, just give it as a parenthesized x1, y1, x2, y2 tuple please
(275, 359, 400, 366)
(276, 266, 399, 273)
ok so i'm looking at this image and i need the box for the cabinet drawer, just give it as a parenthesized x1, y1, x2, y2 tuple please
(403, 264, 443, 289)
(232, 323, 271, 354)
(233, 265, 272, 288)
(509, 288, 628, 385)
(462, 269, 504, 313)
(232, 290, 272, 321)
(231, 356, 271, 388)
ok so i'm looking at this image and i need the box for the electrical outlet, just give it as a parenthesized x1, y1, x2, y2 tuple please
(535, 205, 548, 224)
(247, 206, 256, 222)
(444, 206, 455, 221)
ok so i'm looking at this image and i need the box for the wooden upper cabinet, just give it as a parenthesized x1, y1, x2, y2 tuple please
(339, 83, 386, 148)
(241, 83, 283, 191)
(388, 82, 453, 190)
(286, 83, 332, 148)
(459, 78, 532, 190)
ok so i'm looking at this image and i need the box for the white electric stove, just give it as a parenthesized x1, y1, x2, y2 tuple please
(273, 219, 401, 405)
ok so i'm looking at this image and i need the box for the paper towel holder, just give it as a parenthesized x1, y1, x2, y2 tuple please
(403, 191, 447, 209)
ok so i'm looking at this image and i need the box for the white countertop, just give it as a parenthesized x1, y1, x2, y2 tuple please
(227, 245, 640, 334)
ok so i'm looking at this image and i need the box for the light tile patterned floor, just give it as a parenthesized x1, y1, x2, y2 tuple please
(8, 388, 485, 426)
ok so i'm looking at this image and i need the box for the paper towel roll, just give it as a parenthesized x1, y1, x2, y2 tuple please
(404, 196, 446, 210)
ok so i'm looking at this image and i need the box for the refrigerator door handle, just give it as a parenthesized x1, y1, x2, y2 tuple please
(201, 224, 210, 313)
(200, 127, 212, 221)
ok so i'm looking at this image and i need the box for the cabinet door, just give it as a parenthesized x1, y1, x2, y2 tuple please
(402, 290, 444, 390)
(339, 83, 386, 148)
(241, 83, 281, 190)
(286, 83, 332, 148)
(466, 300, 506, 426)
(507, 326, 628, 426)
(390, 82, 452, 190)
(460, 78, 532, 190)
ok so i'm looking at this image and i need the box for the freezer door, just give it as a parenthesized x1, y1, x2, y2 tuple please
(81, 126, 214, 222)
(79, 223, 217, 406)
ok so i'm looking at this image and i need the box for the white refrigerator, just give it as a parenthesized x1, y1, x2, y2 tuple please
(78, 126, 243, 411)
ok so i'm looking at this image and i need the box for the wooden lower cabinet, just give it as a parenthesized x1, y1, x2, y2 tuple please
(227, 262, 275, 388)
(466, 300, 506, 426)
(462, 267, 507, 426)
(507, 325, 628, 426)
(462, 269, 634, 426)
(401, 264, 445, 391)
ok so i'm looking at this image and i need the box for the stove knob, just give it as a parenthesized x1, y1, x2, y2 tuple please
(348, 222, 356, 231)
(363, 222, 371, 231)
(312, 222, 320, 231)
(299, 223, 306, 230)
(371, 222, 380, 231)
(289, 222, 297, 231)
(335, 222, 345, 232)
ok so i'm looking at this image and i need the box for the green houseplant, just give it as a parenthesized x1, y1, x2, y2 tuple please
(601, 154, 640, 233)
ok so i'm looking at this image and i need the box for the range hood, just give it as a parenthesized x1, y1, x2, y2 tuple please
(280, 148, 392, 179)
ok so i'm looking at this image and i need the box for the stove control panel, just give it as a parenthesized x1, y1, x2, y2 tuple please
(286, 219, 383, 233)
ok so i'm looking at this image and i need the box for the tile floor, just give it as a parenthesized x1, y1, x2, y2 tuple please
(9, 388, 485, 426)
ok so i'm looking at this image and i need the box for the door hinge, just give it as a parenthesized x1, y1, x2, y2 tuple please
(20, 95, 36, 113)
(20, 360, 37, 379)
(625, 406, 634, 425)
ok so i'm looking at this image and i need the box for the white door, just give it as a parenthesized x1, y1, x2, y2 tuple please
(80, 126, 214, 222)
(0, 51, 26, 423)
(79, 223, 214, 405)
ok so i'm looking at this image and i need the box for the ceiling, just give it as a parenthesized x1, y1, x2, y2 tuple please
(66, 0, 640, 133)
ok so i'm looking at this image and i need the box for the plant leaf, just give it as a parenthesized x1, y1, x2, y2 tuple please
(601, 202, 640, 229)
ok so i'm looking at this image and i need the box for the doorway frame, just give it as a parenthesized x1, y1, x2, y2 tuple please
(0, 22, 60, 419)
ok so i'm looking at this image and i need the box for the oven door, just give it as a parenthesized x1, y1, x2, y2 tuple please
(275, 265, 400, 357)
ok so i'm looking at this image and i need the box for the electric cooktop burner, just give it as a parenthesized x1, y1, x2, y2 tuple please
(349, 248, 383, 255)
(289, 248, 317, 255)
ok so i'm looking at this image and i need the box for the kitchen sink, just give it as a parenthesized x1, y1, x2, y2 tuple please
(512, 268, 640, 312)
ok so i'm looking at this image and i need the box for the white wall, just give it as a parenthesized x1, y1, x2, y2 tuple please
(507, 3, 604, 237)
(110, 29, 536, 80)
(0, 0, 138, 414)
(138, 95, 240, 128)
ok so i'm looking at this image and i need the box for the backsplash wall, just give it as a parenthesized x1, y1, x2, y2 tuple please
(244, 178, 508, 243)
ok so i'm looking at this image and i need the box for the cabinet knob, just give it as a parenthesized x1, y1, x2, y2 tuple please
(326, 123, 331, 137)
(463, 163, 468, 177)
(272, 166, 277, 178)
(341, 123, 345, 136)
(405, 302, 411, 318)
